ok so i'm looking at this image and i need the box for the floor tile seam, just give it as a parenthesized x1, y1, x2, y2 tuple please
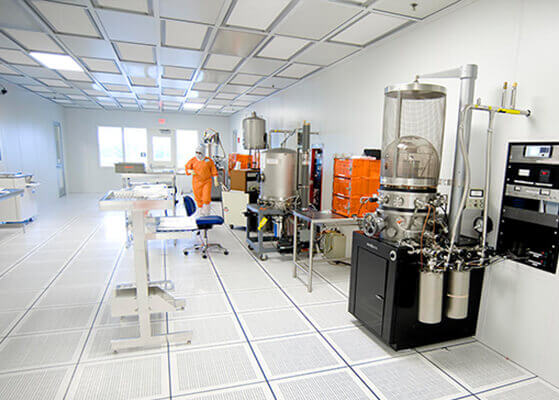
(60, 241, 126, 400)
(0, 361, 77, 376)
(0, 222, 105, 345)
(472, 376, 539, 397)
(206, 253, 279, 400)
(169, 379, 268, 399)
(415, 339, 479, 354)
(7, 326, 95, 338)
(0, 215, 81, 279)
(31, 300, 105, 310)
(415, 348, 481, 399)
(225, 226, 381, 400)
(267, 365, 349, 383)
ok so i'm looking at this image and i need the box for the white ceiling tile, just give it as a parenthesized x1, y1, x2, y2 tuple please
(193, 82, 219, 91)
(192, 90, 213, 99)
(162, 87, 185, 96)
(293, 42, 359, 66)
(0, 65, 20, 75)
(122, 62, 159, 78)
(0, 48, 38, 65)
(163, 20, 208, 50)
(208, 99, 230, 106)
(185, 97, 207, 104)
(2, 75, 39, 85)
(230, 73, 262, 86)
(32, 1, 100, 37)
(92, 72, 127, 84)
(331, 12, 407, 45)
(84, 88, 105, 95)
(161, 94, 184, 102)
(239, 58, 285, 75)
(58, 70, 92, 82)
(116, 97, 137, 104)
(160, 77, 190, 89)
(95, 0, 149, 14)
(96, 96, 117, 103)
(55, 87, 83, 94)
(2, 29, 62, 53)
(97, 9, 158, 44)
(276, 0, 359, 40)
(67, 94, 88, 100)
(257, 36, 309, 60)
(222, 84, 250, 94)
(159, 47, 202, 67)
(130, 76, 157, 87)
(115, 42, 155, 63)
(0, 32, 19, 49)
(215, 92, 237, 100)
(204, 54, 241, 71)
(103, 83, 130, 92)
(159, 0, 225, 24)
(211, 29, 265, 57)
(162, 65, 195, 80)
(259, 76, 297, 89)
(237, 94, 262, 102)
(196, 69, 230, 83)
(232, 100, 252, 106)
(226, 0, 291, 31)
(58, 35, 114, 58)
(277, 63, 320, 79)
(138, 93, 159, 100)
(16, 65, 59, 78)
(38, 78, 71, 87)
(205, 104, 223, 110)
(250, 87, 277, 95)
(81, 57, 120, 73)
(24, 84, 52, 92)
(133, 86, 159, 95)
(373, 0, 460, 19)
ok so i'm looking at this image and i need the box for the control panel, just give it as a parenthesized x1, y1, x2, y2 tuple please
(466, 189, 485, 209)
(497, 142, 559, 273)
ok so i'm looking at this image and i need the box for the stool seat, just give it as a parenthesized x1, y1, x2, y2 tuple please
(196, 216, 224, 227)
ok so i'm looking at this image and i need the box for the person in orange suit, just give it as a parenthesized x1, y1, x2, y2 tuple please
(185, 145, 218, 216)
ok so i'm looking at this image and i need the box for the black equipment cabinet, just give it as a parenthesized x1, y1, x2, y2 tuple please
(349, 232, 484, 350)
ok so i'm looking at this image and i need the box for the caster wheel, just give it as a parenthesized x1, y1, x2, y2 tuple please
(186, 340, 191, 345)
(260, 255, 268, 261)
(248, 245, 253, 250)
(183, 250, 188, 255)
(224, 250, 229, 255)
(229, 224, 234, 229)
(202, 254, 207, 259)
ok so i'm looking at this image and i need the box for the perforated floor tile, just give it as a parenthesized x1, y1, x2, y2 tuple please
(228, 287, 292, 312)
(0, 366, 72, 400)
(424, 342, 533, 392)
(325, 326, 409, 364)
(94, 302, 164, 327)
(172, 277, 223, 296)
(0, 330, 85, 372)
(479, 378, 559, 399)
(253, 333, 344, 379)
(15, 304, 97, 334)
(239, 308, 314, 340)
(68, 354, 170, 400)
(0, 310, 23, 336)
(273, 369, 372, 400)
(83, 323, 166, 361)
(179, 383, 274, 399)
(301, 302, 361, 330)
(220, 273, 276, 291)
(36, 285, 105, 307)
(283, 284, 346, 306)
(169, 314, 244, 348)
(0, 289, 41, 311)
(170, 344, 263, 395)
(357, 354, 467, 400)
(169, 293, 231, 319)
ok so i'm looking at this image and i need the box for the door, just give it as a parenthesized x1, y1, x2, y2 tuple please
(54, 122, 66, 197)
(147, 129, 176, 170)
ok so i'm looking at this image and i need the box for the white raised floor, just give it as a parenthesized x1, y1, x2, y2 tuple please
(0, 194, 557, 400)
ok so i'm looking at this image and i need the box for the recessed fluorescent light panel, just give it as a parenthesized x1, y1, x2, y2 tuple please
(30, 52, 83, 71)
(183, 103, 204, 110)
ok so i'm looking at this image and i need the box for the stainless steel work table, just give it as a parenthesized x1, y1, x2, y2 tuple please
(0, 188, 24, 202)
(292, 210, 362, 292)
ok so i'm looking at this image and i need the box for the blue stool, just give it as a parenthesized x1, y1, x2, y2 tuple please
(182, 196, 228, 259)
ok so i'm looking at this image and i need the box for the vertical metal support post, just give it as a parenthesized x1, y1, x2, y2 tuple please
(307, 221, 314, 292)
(293, 213, 298, 278)
(131, 209, 151, 340)
(298, 123, 311, 210)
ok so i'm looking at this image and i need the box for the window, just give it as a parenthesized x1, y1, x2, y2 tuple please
(176, 130, 199, 168)
(123, 128, 147, 163)
(97, 126, 147, 167)
(98, 126, 123, 167)
(152, 136, 172, 162)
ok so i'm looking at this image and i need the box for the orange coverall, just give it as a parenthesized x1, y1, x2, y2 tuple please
(185, 156, 218, 207)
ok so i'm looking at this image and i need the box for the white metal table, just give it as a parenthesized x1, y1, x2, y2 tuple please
(292, 210, 362, 292)
(99, 188, 195, 352)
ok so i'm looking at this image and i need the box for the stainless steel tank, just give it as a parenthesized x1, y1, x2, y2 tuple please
(260, 148, 296, 205)
(242, 112, 267, 150)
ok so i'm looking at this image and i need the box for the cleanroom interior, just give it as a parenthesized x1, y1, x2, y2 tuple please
(0, 0, 558, 399)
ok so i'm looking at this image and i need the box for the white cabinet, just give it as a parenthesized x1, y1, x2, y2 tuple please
(222, 190, 248, 228)
(0, 173, 39, 223)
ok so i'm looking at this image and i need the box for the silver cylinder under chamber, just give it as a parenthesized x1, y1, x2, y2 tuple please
(446, 270, 470, 319)
(419, 270, 444, 324)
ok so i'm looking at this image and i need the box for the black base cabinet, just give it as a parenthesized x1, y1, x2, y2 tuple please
(348, 232, 484, 350)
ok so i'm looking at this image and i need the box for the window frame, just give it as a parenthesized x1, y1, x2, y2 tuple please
(97, 126, 148, 168)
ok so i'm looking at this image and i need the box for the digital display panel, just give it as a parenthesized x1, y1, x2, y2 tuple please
(524, 145, 552, 158)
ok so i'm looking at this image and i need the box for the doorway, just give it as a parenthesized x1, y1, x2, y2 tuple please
(147, 129, 176, 170)
(54, 122, 66, 197)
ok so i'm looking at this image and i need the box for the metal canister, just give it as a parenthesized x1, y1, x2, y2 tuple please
(260, 148, 296, 204)
(242, 112, 267, 150)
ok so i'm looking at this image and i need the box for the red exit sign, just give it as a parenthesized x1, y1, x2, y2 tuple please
(158, 118, 166, 124)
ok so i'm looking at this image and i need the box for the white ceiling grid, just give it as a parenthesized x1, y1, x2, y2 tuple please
(0, 0, 462, 114)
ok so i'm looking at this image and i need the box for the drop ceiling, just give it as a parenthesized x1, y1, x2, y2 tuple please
(0, 0, 462, 115)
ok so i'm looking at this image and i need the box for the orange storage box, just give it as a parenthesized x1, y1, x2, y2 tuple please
(333, 177, 380, 198)
(332, 194, 378, 217)
(228, 154, 253, 171)
(334, 158, 380, 179)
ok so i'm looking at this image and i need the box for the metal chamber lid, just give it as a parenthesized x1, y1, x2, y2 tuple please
(384, 82, 446, 99)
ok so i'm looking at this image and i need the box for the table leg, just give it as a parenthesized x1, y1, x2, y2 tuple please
(131, 210, 151, 344)
(308, 221, 314, 292)
(293, 213, 298, 278)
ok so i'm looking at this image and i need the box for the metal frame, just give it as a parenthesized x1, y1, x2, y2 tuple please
(292, 209, 361, 292)
(245, 203, 288, 261)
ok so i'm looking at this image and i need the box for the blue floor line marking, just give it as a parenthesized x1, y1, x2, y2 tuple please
(207, 252, 278, 400)
(473, 376, 538, 396)
(226, 227, 381, 400)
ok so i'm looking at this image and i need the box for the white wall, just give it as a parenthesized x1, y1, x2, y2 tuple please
(64, 108, 231, 194)
(230, 0, 559, 386)
(0, 81, 65, 204)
